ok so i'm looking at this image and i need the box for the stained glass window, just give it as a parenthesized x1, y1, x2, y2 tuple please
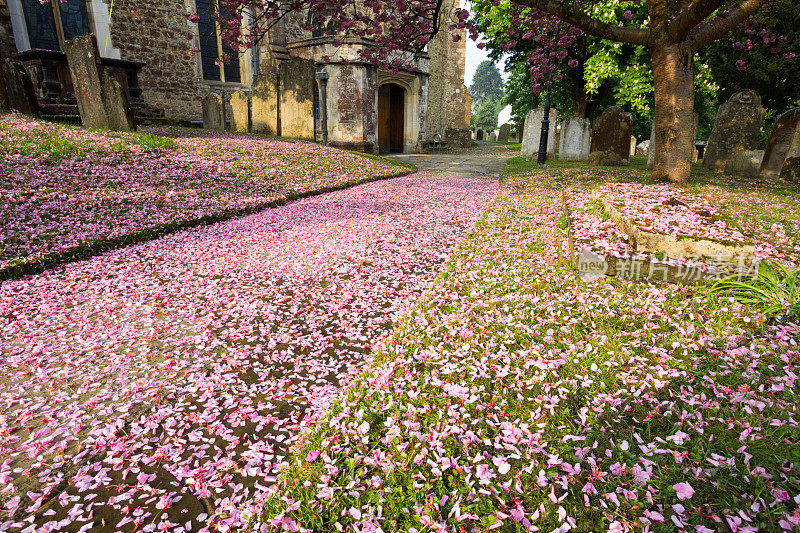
(20, 0, 59, 50)
(59, 0, 90, 42)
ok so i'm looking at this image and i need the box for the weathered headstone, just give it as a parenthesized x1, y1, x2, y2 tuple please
(589, 149, 624, 166)
(647, 122, 656, 169)
(202, 93, 226, 131)
(636, 140, 650, 157)
(558, 116, 591, 161)
(498, 123, 511, 143)
(0, 63, 8, 109)
(1, 59, 39, 116)
(252, 75, 278, 135)
(724, 150, 764, 177)
(760, 107, 800, 179)
(100, 69, 136, 131)
(230, 91, 250, 133)
(703, 90, 764, 173)
(279, 57, 316, 139)
(63, 35, 134, 131)
(780, 157, 800, 181)
(522, 108, 558, 161)
(630, 136, 637, 157)
(488, 131, 497, 142)
(590, 106, 633, 162)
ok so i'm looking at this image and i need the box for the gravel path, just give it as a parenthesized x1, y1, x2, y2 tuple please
(0, 171, 497, 532)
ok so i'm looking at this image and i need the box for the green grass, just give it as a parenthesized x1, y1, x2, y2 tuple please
(260, 159, 800, 531)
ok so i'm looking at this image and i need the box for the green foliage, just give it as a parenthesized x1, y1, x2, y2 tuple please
(705, 0, 800, 115)
(469, 60, 504, 108)
(471, 98, 500, 131)
(711, 259, 800, 322)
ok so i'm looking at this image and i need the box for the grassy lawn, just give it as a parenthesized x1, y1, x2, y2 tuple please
(260, 161, 800, 531)
(0, 113, 411, 280)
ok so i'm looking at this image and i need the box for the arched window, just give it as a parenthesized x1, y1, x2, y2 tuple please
(196, 0, 242, 83)
(18, 0, 89, 50)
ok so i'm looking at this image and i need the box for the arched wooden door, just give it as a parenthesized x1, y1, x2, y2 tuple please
(378, 83, 405, 153)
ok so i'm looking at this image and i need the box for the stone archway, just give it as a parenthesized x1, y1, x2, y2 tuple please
(378, 83, 405, 154)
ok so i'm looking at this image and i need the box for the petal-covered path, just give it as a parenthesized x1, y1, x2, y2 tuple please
(0, 171, 497, 532)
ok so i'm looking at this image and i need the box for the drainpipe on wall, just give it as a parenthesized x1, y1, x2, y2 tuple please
(315, 69, 329, 145)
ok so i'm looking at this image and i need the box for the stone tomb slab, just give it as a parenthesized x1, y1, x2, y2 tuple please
(591, 191, 755, 263)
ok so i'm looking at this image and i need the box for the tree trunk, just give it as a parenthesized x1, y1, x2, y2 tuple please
(650, 43, 695, 182)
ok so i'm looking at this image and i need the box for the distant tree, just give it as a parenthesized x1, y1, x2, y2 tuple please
(469, 60, 504, 108)
(471, 99, 500, 131)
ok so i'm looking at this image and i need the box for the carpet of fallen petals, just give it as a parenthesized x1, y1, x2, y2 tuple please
(0, 172, 497, 532)
(567, 175, 800, 270)
(264, 168, 800, 532)
(0, 114, 403, 276)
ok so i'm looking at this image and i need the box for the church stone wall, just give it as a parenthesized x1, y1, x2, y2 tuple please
(426, 0, 470, 147)
(109, 0, 203, 120)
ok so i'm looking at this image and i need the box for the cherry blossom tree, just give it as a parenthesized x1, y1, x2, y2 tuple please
(216, 0, 777, 182)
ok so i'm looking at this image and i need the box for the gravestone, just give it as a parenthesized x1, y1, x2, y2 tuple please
(558, 116, 591, 161)
(781, 157, 800, 181)
(252, 75, 278, 134)
(489, 131, 497, 142)
(0, 63, 8, 109)
(498, 123, 511, 143)
(590, 106, 633, 162)
(476, 129, 485, 141)
(279, 57, 316, 139)
(100, 69, 136, 131)
(589, 150, 623, 166)
(703, 90, 764, 173)
(202, 93, 226, 131)
(724, 150, 764, 177)
(630, 136, 637, 157)
(230, 91, 250, 133)
(760, 107, 800, 179)
(647, 122, 656, 169)
(522, 107, 558, 161)
(64, 35, 134, 131)
(1, 59, 39, 116)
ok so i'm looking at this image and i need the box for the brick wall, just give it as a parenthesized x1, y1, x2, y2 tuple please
(109, 0, 203, 120)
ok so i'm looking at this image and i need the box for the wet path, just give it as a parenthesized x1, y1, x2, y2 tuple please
(0, 171, 497, 532)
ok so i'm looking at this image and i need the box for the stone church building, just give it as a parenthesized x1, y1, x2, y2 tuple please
(0, 0, 471, 153)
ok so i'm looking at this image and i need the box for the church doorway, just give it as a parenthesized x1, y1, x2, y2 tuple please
(378, 83, 405, 153)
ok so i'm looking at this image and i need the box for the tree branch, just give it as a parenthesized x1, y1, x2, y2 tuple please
(687, 0, 764, 51)
(513, 0, 651, 45)
(669, 0, 725, 41)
